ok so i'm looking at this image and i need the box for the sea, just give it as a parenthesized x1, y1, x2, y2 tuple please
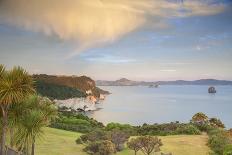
(87, 85, 232, 128)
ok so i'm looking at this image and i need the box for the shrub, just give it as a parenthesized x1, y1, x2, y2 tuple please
(176, 124, 201, 135)
(75, 138, 83, 144)
(82, 140, 116, 155)
(223, 144, 232, 155)
(78, 129, 129, 153)
(50, 113, 104, 133)
(209, 118, 225, 128)
(106, 123, 137, 135)
(208, 129, 231, 155)
(80, 129, 108, 143)
(83, 141, 100, 154)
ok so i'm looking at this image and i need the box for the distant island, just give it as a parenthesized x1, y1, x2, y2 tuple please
(96, 78, 232, 86)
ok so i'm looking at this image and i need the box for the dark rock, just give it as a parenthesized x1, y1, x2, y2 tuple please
(208, 86, 216, 93)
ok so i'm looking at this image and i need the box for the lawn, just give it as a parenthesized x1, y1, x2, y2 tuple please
(36, 127, 210, 155)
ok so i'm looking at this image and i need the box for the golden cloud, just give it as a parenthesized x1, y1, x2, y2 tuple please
(0, 0, 225, 56)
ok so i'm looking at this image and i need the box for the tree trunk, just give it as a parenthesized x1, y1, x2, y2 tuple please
(31, 138, 35, 155)
(0, 105, 7, 155)
(9, 128, 14, 148)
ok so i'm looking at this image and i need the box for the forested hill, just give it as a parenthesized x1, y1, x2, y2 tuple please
(35, 80, 87, 100)
(33, 74, 109, 99)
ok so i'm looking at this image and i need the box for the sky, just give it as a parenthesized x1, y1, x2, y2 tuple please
(0, 0, 232, 81)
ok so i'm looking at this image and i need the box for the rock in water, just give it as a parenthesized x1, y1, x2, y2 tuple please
(208, 86, 216, 93)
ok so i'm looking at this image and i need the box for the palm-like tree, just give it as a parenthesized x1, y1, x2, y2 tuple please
(0, 65, 34, 155)
(14, 95, 57, 155)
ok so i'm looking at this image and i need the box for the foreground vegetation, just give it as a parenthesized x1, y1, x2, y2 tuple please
(36, 127, 210, 155)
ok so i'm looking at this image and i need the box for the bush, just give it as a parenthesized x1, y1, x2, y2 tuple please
(208, 129, 231, 155)
(80, 130, 108, 143)
(137, 122, 201, 136)
(176, 124, 201, 135)
(75, 138, 83, 144)
(50, 113, 104, 133)
(106, 123, 137, 135)
(82, 140, 116, 155)
(83, 141, 100, 154)
(224, 144, 232, 155)
(78, 129, 129, 153)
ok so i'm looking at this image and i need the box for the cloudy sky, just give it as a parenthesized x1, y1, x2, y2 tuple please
(0, 0, 232, 81)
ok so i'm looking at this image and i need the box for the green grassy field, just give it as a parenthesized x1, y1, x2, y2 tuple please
(36, 127, 210, 155)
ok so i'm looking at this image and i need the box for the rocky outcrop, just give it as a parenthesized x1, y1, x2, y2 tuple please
(208, 86, 216, 93)
(55, 96, 98, 112)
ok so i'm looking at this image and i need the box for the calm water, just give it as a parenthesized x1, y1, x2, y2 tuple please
(87, 86, 232, 128)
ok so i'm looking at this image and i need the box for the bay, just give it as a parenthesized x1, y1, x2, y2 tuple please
(87, 85, 232, 128)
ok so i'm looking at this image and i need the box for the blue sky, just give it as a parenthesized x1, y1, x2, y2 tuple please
(0, 0, 232, 81)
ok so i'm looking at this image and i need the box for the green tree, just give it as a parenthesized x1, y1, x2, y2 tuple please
(191, 112, 209, 124)
(139, 136, 162, 155)
(98, 140, 116, 155)
(127, 138, 142, 155)
(0, 65, 34, 155)
(209, 118, 225, 128)
(14, 95, 57, 155)
(108, 129, 129, 151)
(83, 140, 116, 155)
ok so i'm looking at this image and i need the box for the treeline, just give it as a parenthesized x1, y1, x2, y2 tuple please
(50, 110, 104, 133)
(51, 109, 202, 136)
(35, 80, 87, 100)
(50, 110, 232, 155)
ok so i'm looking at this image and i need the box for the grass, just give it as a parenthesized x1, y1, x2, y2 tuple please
(36, 127, 210, 155)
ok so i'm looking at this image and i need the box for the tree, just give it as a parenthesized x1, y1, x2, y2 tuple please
(0, 65, 34, 155)
(13, 95, 57, 155)
(83, 141, 100, 154)
(108, 129, 129, 151)
(80, 129, 108, 144)
(98, 140, 116, 155)
(127, 138, 142, 155)
(209, 118, 225, 128)
(191, 112, 209, 125)
(139, 136, 162, 155)
(83, 140, 116, 155)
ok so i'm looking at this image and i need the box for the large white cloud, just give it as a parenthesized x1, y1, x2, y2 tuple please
(0, 0, 225, 56)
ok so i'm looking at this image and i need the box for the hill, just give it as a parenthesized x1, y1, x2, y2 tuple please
(36, 127, 210, 155)
(33, 74, 109, 98)
(96, 78, 232, 86)
(35, 80, 87, 100)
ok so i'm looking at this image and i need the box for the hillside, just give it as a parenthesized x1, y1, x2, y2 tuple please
(35, 80, 87, 100)
(33, 74, 109, 98)
(36, 127, 210, 155)
(96, 78, 232, 86)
